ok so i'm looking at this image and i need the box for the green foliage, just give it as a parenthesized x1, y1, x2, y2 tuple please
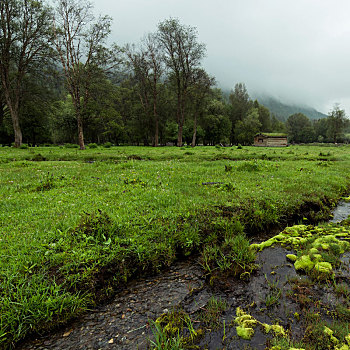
(64, 143, 79, 148)
(150, 309, 200, 349)
(201, 233, 256, 278)
(286, 113, 315, 143)
(234, 108, 262, 145)
(73, 210, 115, 243)
(264, 276, 282, 307)
(198, 296, 227, 329)
(327, 104, 347, 143)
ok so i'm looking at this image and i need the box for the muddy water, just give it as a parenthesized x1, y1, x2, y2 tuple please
(18, 202, 350, 350)
(331, 201, 350, 222)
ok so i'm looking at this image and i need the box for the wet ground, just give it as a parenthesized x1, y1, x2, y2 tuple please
(17, 202, 350, 350)
(330, 200, 350, 223)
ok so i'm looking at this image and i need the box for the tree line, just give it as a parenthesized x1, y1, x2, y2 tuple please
(0, 0, 348, 149)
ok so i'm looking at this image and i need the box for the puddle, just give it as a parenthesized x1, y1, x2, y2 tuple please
(330, 200, 350, 222)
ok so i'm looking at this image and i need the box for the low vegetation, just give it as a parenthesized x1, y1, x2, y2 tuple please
(1, 144, 350, 348)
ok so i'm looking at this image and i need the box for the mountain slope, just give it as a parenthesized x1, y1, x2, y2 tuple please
(255, 96, 327, 121)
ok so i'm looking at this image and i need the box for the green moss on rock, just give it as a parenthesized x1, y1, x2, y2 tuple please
(294, 255, 314, 271)
(236, 325, 254, 340)
(286, 254, 297, 262)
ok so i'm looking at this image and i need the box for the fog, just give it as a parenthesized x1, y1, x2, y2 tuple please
(91, 0, 350, 114)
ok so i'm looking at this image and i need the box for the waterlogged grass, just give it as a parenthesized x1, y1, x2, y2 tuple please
(1, 145, 350, 347)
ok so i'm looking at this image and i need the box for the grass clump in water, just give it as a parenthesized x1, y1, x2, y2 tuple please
(200, 233, 256, 280)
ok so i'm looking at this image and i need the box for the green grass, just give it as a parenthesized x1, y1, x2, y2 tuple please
(1, 145, 350, 348)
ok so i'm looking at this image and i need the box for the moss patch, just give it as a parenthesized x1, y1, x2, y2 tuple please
(251, 222, 350, 280)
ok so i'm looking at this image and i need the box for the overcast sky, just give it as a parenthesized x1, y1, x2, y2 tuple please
(91, 0, 350, 115)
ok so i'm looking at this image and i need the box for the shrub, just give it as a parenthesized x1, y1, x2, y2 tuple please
(64, 143, 79, 149)
(103, 142, 113, 148)
(88, 143, 98, 149)
(31, 153, 46, 161)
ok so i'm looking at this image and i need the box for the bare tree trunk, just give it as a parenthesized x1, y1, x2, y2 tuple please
(177, 95, 184, 147)
(153, 88, 159, 147)
(77, 117, 85, 149)
(191, 113, 197, 147)
(4, 90, 22, 147)
(74, 104, 85, 150)
(12, 110, 22, 148)
(177, 122, 183, 147)
(154, 118, 159, 147)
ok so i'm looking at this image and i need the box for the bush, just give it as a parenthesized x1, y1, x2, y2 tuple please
(64, 143, 79, 149)
(88, 143, 98, 149)
(20, 144, 28, 149)
(103, 142, 112, 148)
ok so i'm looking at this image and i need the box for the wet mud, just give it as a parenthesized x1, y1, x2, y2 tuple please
(18, 202, 350, 350)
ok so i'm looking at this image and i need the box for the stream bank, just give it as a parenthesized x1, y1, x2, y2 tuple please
(17, 202, 350, 350)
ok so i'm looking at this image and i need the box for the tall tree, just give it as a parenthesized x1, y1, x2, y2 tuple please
(253, 100, 271, 132)
(327, 104, 347, 143)
(229, 83, 253, 143)
(53, 0, 114, 149)
(125, 33, 164, 146)
(234, 108, 262, 145)
(0, 0, 52, 147)
(157, 18, 206, 146)
(286, 113, 315, 143)
(188, 68, 215, 147)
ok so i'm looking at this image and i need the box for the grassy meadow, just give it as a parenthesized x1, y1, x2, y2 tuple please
(1, 144, 350, 348)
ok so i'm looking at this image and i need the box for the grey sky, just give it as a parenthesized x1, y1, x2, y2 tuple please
(92, 0, 350, 114)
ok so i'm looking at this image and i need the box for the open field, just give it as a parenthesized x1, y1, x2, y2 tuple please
(1, 145, 350, 348)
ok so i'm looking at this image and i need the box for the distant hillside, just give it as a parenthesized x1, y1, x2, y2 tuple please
(255, 96, 327, 121)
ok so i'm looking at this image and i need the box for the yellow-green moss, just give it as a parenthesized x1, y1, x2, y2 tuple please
(335, 345, 349, 350)
(286, 254, 297, 262)
(324, 326, 339, 344)
(235, 308, 287, 341)
(236, 325, 254, 340)
(294, 255, 314, 271)
(314, 261, 333, 274)
(251, 222, 350, 279)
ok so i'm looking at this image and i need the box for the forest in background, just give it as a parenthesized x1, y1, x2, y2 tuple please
(1, 0, 349, 149)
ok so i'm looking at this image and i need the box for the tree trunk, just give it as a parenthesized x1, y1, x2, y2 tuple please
(5, 92, 22, 147)
(177, 123, 183, 147)
(12, 112, 22, 148)
(177, 96, 185, 147)
(77, 116, 85, 150)
(191, 113, 197, 147)
(154, 118, 159, 147)
(73, 97, 85, 150)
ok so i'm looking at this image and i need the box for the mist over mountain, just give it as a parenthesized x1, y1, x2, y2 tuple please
(252, 95, 328, 122)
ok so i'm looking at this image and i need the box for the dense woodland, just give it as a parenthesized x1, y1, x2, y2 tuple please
(1, 0, 349, 149)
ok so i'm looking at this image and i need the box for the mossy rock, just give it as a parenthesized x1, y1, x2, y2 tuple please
(286, 254, 297, 262)
(294, 255, 314, 271)
(315, 261, 333, 274)
(236, 325, 254, 340)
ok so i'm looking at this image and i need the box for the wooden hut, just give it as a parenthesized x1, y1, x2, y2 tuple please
(254, 133, 288, 147)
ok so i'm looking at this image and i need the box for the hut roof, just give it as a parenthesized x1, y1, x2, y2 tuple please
(255, 132, 287, 138)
